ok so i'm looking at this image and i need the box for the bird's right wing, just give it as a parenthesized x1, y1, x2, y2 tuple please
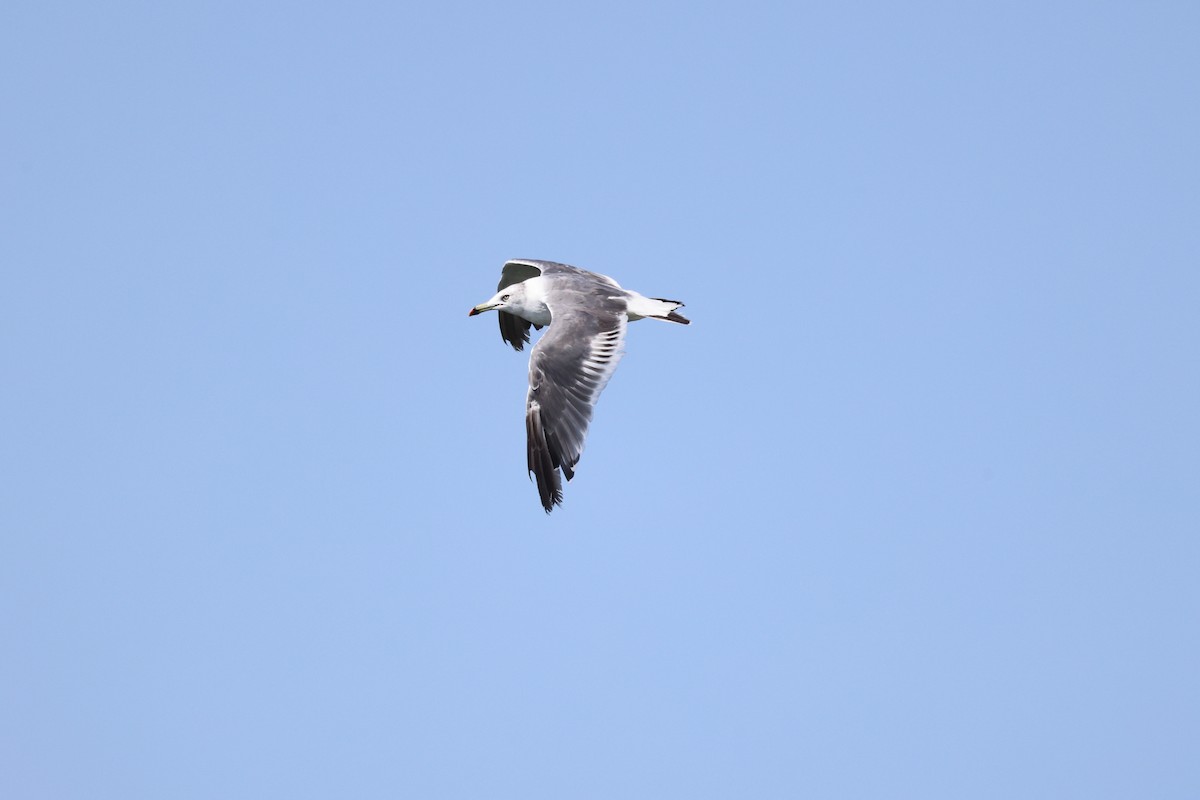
(496, 260, 544, 351)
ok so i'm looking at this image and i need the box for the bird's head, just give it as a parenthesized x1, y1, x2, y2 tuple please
(468, 285, 522, 317)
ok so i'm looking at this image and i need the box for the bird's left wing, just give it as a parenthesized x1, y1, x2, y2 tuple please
(525, 297, 627, 512)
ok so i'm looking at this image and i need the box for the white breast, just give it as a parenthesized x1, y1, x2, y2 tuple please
(516, 277, 553, 326)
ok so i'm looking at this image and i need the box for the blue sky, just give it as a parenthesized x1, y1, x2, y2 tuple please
(2, 1, 1198, 797)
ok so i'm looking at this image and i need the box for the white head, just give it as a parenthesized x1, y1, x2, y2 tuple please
(468, 282, 526, 317)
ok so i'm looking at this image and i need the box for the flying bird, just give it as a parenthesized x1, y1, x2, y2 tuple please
(469, 259, 689, 512)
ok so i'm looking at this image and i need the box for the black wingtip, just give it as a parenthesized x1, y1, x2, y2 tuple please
(527, 404, 564, 513)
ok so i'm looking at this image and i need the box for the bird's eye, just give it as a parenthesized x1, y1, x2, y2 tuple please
(501, 294, 510, 301)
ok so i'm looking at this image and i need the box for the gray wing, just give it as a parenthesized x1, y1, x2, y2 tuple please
(525, 295, 628, 512)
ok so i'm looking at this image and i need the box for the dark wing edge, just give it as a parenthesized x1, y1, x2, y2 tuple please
(498, 312, 533, 351)
(526, 401, 565, 511)
(497, 260, 545, 351)
(525, 304, 627, 512)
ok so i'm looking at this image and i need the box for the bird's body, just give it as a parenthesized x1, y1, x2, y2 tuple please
(469, 259, 689, 512)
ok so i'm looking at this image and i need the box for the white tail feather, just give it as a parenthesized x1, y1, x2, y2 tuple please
(625, 293, 685, 321)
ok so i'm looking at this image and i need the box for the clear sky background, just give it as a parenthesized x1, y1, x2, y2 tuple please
(2, 2, 1198, 797)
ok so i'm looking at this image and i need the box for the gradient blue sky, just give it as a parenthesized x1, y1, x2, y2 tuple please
(2, 2, 1198, 797)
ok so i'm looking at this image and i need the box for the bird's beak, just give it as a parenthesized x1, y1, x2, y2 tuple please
(468, 303, 495, 317)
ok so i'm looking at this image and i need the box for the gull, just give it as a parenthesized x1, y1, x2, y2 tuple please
(469, 259, 689, 512)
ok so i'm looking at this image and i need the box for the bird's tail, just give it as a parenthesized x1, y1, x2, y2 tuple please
(628, 294, 690, 324)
